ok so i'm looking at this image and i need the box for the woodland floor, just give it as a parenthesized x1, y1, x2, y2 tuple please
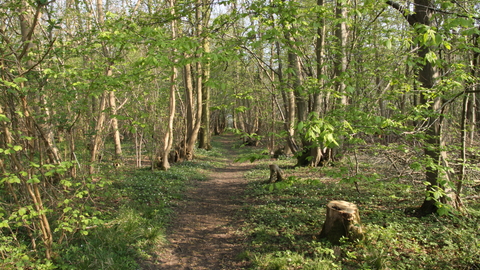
(142, 134, 252, 269)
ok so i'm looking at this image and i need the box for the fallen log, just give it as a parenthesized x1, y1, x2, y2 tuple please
(319, 200, 364, 244)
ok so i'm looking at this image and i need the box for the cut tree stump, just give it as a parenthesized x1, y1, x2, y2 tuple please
(269, 164, 284, 183)
(319, 200, 364, 244)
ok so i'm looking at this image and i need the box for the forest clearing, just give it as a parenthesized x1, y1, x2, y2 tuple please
(1, 0, 480, 269)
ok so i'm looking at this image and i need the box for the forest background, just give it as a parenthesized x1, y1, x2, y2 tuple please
(1, 0, 479, 268)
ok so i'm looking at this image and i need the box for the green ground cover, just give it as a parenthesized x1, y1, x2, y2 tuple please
(5, 136, 478, 269)
(238, 146, 480, 270)
(54, 146, 225, 269)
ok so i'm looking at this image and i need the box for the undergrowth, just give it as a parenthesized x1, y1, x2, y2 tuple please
(240, 151, 480, 270)
(55, 154, 213, 269)
(7, 135, 478, 269)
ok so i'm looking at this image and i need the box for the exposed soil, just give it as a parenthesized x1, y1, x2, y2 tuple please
(144, 134, 252, 269)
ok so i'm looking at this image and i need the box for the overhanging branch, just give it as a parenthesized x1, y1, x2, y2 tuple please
(386, 0, 480, 24)
(385, 1, 416, 26)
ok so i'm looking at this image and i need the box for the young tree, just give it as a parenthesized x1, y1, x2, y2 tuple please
(386, 0, 473, 214)
(161, 0, 178, 170)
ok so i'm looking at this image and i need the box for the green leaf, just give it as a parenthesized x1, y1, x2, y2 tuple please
(0, 114, 10, 122)
(0, 220, 9, 228)
(385, 39, 392, 49)
(30, 162, 40, 168)
(27, 176, 40, 184)
(423, 32, 429, 44)
(434, 34, 442, 46)
(235, 106, 248, 113)
(345, 86, 355, 94)
(18, 208, 27, 216)
(436, 204, 450, 216)
(13, 77, 28, 84)
(3, 174, 21, 184)
(297, 121, 304, 131)
(442, 41, 451, 50)
(425, 51, 437, 63)
(325, 133, 339, 146)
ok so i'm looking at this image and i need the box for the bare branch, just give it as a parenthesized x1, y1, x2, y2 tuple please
(385, 1, 416, 26)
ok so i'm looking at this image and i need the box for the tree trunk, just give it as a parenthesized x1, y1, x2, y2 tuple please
(89, 0, 109, 174)
(319, 200, 364, 245)
(184, 61, 195, 139)
(334, 0, 349, 107)
(183, 1, 204, 160)
(198, 2, 212, 150)
(161, 0, 178, 170)
(1, 2, 55, 259)
(109, 90, 123, 161)
(297, 0, 327, 167)
(469, 29, 479, 144)
(89, 89, 108, 174)
(387, 0, 457, 215)
(275, 40, 297, 155)
(315, 0, 326, 116)
(296, 0, 338, 167)
(198, 56, 211, 149)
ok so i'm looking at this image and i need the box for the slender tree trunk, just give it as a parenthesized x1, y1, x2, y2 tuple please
(459, 93, 469, 204)
(109, 90, 123, 160)
(199, 34, 212, 150)
(89, 89, 108, 174)
(2, 2, 55, 259)
(67, 128, 77, 178)
(161, 0, 177, 170)
(335, 0, 348, 106)
(275, 40, 297, 155)
(470, 30, 479, 144)
(183, 0, 204, 159)
(184, 61, 194, 139)
(289, 47, 306, 123)
(315, 0, 326, 116)
(27, 181, 53, 259)
(457, 30, 479, 205)
(285, 33, 309, 166)
(307, 0, 327, 167)
(198, 0, 212, 150)
(89, 0, 109, 174)
(185, 58, 203, 159)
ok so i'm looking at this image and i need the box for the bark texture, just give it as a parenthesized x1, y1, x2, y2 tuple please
(319, 200, 364, 245)
(269, 164, 284, 183)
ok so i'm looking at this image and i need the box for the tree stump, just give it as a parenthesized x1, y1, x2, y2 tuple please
(319, 200, 364, 244)
(269, 164, 284, 183)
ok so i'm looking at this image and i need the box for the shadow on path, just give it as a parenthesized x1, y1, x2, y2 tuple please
(144, 134, 253, 270)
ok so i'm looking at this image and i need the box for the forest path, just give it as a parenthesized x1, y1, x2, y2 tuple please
(150, 133, 252, 269)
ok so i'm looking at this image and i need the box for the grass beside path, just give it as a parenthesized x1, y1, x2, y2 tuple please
(57, 135, 241, 269)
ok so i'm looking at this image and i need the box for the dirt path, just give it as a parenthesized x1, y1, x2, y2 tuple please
(152, 134, 252, 269)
